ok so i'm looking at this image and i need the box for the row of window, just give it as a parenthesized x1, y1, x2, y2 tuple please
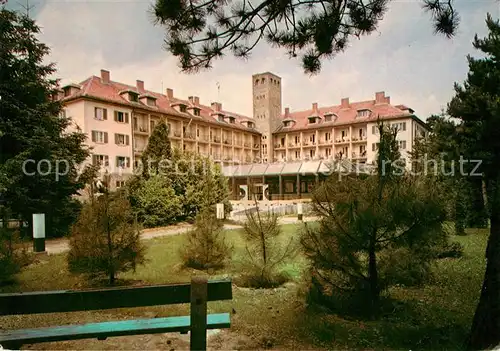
(254, 77, 280, 86)
(91, 131, 130, 145)
(371, 121, 407, 134)
(92, 155, 131, 168)
(94, 107, 130, 123)
(371, 140, 406, 151)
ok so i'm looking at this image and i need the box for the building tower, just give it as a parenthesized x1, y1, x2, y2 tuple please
(252, 72, 282, 163)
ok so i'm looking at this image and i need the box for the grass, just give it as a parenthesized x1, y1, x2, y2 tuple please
(0, 225, 488, 350)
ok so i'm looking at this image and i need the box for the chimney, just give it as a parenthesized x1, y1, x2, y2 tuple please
(285, 107, 290, 117)
(341, 98, 349, 108)
(188, 96, 194, 103)
(312, 102, 318, 112)
(136, 80, 144, 92)
(166, 88, 173, 98)
(100, 69, 110, 84)
(194, 96, 199, 105)
(375, 91, 386, 104)
(211, 102, 222, 112)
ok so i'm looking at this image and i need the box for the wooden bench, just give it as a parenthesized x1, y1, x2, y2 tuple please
(0, 276, 232, 350)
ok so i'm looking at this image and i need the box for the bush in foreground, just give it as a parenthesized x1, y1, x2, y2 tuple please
(67, 188, 146, 285)
(237, 202, 297, 288)
(181, 209, 233, 270)
(0, 226, 31, 285)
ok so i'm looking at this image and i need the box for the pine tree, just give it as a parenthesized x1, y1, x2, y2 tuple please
(301, 122, 447, 317)
(68, 174, 146, 285)
(447, 14, 500, 350)
(140, 120, 172, 178)
(0, 9, 89, 238)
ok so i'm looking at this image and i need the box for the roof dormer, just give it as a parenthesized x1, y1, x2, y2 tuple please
(308, 102, 321, 124)
(171, 102, 188, 113)
(241, 120, 255, 129)
(119, 89, 139, 102)
(308, 115, 321, 124)
(226, 116, 236, 124)
(139, 93, 157, 107)
(356, 109, 371, 118)
(282, 118, 295, 128)
(323, 112, 337, 122)
(187, 106, 201, 116)
(62, 83, 81, 97)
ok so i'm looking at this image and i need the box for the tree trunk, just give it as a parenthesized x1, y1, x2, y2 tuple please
(368, 236, 380, 317)
(467, 178, 500, 350)
(482, 175, 490, 228)
(104, 192, 115, 286)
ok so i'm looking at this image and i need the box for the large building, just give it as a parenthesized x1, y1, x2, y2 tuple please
(59, 69, 262, 189)
(59, 70, 428, 197)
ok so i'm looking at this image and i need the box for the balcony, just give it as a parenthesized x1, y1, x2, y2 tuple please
(223, 155, 232, 161)
(352, 136, 367, 143)
(319, 139, 331, 145)
(243, 142, 251, 148)
(134, 147, 145, 154)
(172, 130, 182, 138)
(253, 144, 260, 149)
(334, 138, 350, 144)
(223, 139, 232, 145)
(133, 125, 149, 135)
(198, 135, 209, 143)
(212, 154, 221, 160)
(184, 133, 195, 140)
(212, 136, 221, 143)
(274, 144, 285, 149)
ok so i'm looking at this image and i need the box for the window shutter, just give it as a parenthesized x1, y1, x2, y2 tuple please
(91, 131, 96, 142)
(114, 134, 118, 144)
(114, 111, 118, 121)
(104, 132, 108, 143)
(126, 135, 130, 145)
(126, 157, 130, 168)
(92, 155, 96, 165)
(103, 109, 107, 120)
(94, 107, 98, 119)
(116, 157, 120, 167)
(125, 113, 129, 123)
(403, 122, 406, 131)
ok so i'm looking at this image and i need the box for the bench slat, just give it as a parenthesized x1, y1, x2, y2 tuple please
(0, 279, 232, 315)
(0, 313, 230, 346)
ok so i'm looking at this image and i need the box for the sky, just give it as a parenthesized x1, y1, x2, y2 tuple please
(5, 0, 500, 120)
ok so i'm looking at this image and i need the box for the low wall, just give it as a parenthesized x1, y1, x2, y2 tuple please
(229, 200, 314, 220)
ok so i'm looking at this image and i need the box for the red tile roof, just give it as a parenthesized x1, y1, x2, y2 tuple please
(277, 95, 421, 133)
(60, 75, 260, 134)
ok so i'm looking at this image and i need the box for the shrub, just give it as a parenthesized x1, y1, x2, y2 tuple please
(0, 226, 31, 285)
(378, 247, 434, 288)
(135, 176, 183, 227)
(181, 209, 233, 270)
(434, 241, 464, 259)
(237, 202, 297, 288)
(67, 189, 146, 285)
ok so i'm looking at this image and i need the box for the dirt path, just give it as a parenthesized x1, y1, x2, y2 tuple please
(39, 217, 318, 255)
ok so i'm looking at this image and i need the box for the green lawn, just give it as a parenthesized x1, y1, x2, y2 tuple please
(0, 225, 488, 350)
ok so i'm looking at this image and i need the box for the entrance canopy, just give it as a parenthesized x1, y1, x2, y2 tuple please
(221, 160, 374, 178)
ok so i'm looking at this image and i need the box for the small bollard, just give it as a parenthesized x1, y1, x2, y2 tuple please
(297, 203, 303, 221)
(33, 213, 46, 253)
(216, 203, 224, 220)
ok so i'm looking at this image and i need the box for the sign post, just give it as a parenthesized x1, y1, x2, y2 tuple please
(216, 203, 224, 220)
(297, 203, 303, 221)
(33, 213, 46, 253)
